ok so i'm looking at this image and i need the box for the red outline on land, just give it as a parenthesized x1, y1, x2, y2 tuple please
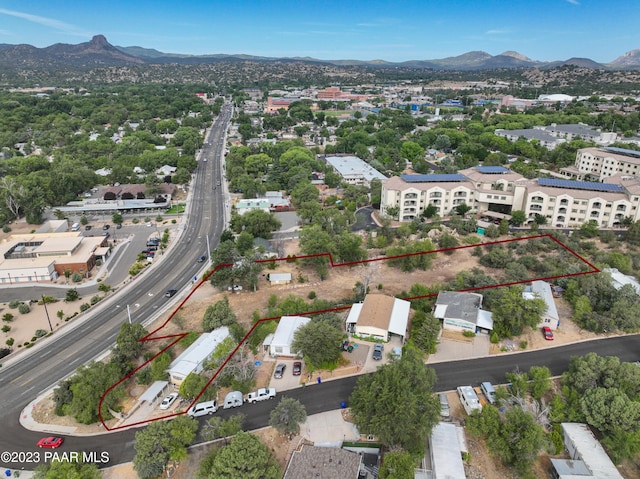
(98, 233, 599, 430)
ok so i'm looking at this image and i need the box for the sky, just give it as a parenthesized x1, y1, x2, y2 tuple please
(0, 0, 638, 63)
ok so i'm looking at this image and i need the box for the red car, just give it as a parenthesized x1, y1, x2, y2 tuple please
(542, 326, 554, 340)
(292, 361, 302, 376)
(37, 436, 64, 449)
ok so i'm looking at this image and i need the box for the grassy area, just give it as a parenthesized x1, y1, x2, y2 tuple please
(165, 203, 186, 214)
(323, 110, 352, 117)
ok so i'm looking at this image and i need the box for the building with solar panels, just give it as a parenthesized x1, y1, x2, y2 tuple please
(570, 146, 640, 181)
(381, 163, 640, 227)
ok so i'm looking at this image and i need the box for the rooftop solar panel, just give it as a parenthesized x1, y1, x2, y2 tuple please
(401, 174, 467, 183)
(538, 177, 624, 192)
(476, 166, 509, 174)
(604, 146, 640, 158)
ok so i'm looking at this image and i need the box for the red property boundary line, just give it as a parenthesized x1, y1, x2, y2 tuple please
(98, 233, 599, 430)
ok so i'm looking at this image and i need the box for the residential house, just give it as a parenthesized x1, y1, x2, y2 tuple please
(345, 294, 411, 343)
(550, 423, 624, 479)
(167, 327, 230, 385)
(434, 291, 493, 333)
(523, 281, 560, 330)
(283, 445, 362, 479)
(428, 422, 467, 479)
(268, 273, 292, 285)
(265, 316, 311, 357)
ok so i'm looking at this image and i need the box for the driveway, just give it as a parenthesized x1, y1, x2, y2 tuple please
(427, 333, 491, 363)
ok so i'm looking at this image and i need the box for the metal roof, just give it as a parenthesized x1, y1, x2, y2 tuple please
(537, 177, 624, 193)
(475, 166, 509, 174)
(400, 174, 467, 183)
(604, 146, 640, 158)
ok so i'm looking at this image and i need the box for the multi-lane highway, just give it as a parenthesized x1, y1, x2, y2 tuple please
(0, 105, 232, 468)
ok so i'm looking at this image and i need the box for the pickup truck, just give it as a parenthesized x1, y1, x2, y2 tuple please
(245, 388, 276, 404)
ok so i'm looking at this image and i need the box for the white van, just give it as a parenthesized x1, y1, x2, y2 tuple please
(71, 223, 81, 231)
(187, 400, 217, 417)
(457, 386, 482, 415)
(223, 391, 243, 409)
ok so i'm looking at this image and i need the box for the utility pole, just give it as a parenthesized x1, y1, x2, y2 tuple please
(42, 295, 53, 332)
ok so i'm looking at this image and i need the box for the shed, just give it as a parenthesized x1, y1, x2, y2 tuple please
(268, 272, 292, 285)
(268, 316, 311, 356)
(345, 294, 411, 343)
(138, 381, 169, 405)
(167, 327, 230, 385)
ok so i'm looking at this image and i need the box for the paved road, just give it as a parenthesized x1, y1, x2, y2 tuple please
(2, 333, 639, 469)
(0, 104, 232, 469)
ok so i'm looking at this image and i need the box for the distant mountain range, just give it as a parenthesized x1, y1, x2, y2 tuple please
(1, 35, 639, 71)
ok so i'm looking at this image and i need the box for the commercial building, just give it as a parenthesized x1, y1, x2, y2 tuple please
(324, 155, 387, 187)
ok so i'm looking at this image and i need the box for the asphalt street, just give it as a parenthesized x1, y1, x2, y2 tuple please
(0, 105, 232, 469)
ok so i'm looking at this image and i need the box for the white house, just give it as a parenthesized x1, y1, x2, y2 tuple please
(434, 291, 493, 333)
(268, 273, 292, 285)
(266, 316, 311, 356)
(604, 268, 640, 295)
(345, 294, 411, 343)
(550, 423, 624, 479)
(430, 422, 467, 479)
(523, 281, 560, 330)
(166, 327, 230, 385)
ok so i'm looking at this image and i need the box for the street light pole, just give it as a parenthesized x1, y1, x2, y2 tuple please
(42, 295, 53, 332)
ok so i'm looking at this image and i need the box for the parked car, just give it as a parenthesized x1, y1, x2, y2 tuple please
(159, 392, 179, 410)
(116, 223, 122, 229)
(274, 363, 286, 379)
(164, 289, 178, 298)
(227, 284, 243, 291)
(439, 393, 450, 418)
(372, 343, 384, 360)
(340, 340, 350, 351)
(292, 361, 302, 376)
(37, 436, 64, 448)
(102, 224, 110, 230)
(480, 381, 497, 404)
(245, 388, 276, 403)
(197, 255, 207, 263)
(542, 326, 554, 340)
(187, 400, 217, 417)
(84, 225, 92, 231)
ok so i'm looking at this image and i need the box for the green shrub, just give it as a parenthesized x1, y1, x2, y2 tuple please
(90, 295, 101, 305)
(2, 225, 11, 233)
(132, 218, 139, 224)
(6, 338, 14, 346)
(34, 329, 47, 338)
(2, 313, 14, 322)
(8, 300, 20, 309)
(18, 303, 30, 314)
(71, 272, 83, 283)
(519, 340, 528, 350)
(307, 291, 316, 300)
(377, 284, 383, 290)
(490, 332, 500, 344)
(2, 325, 10, 333)
(463, 330, 476, 338)
(79, 303, 90, 312)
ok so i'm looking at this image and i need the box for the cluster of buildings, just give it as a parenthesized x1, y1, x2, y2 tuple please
(381, 147, 640, 228)
(0, 221, 109, 283)
(495, 123, 618, 150)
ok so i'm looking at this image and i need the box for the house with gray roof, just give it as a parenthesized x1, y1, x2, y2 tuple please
(434, 291, 493, 333)
(283, 445, 362, 479)
(495, 128, 566, 150)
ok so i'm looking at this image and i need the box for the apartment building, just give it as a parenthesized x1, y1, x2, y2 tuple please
(380, 165, 640, 228)
(567, 146, 640, 181)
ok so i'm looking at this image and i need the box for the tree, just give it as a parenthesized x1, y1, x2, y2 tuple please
(33, 459, 101, 479)
(179, 372, 214, 401)
(350, 349, 440, 452)
(197, 431, 281, 479)
(529, 365, 552, 401)
(291, 319, 342, 369)
(133, 415, 198, 479)
(201, 413, 245, 442)
(454, 203, 471, 216)
(230, 209, 281, 239)
(510, 210, 527, 226)
(268, 397, 307, 435)
(114, 323, 147, 362)
(65, 288, 79, 302)
(491, 286, 546, 337)
(411, 311, 441, 354)
(379, 451, 415, 479)
(111, 212, 123, 226)
(66, 361, 124, 424)
(202, 297, 237, 332)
